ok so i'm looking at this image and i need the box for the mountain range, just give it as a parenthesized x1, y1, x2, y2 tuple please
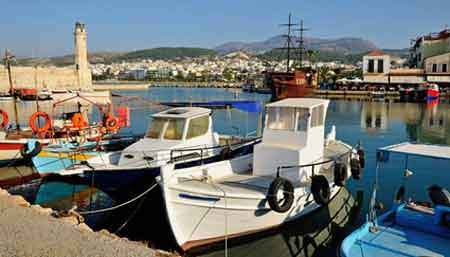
(16, 36, 408, 66)
(214, 35, 378, 55)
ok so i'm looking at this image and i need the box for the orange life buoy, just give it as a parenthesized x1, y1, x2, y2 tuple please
(72, 113, 86, 128)
(105, 115, 119, 132)
(0, 110, 9, 128)
(29, 111, 51, 133)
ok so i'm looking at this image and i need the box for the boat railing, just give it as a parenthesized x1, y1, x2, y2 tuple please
(276, 147, 354, 178)
(168, 137, 262, 164)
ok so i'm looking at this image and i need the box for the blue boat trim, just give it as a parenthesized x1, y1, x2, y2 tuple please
(178, 193, 220, 202)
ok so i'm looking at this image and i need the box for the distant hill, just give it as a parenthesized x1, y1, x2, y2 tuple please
(215, 35, 378, 55)
(116, 47, 217, 61)
(17, 47, 217, 66)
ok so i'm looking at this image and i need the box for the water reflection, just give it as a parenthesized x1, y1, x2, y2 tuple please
(358, 100, 450, 144)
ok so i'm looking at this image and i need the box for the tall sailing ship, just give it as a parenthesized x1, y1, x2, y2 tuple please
(264, 15, 318, 101)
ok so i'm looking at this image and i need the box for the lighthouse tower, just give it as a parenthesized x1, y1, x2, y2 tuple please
(74, 22, 92, 88)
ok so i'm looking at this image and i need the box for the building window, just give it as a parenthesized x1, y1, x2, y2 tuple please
(368, 59, 375, 73)
(442, 64, 448, 73)
(432, 64, 437, 73)
(377, 59, 384, 73)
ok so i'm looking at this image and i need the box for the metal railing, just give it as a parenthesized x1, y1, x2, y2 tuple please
(276, 147, 354, 178)
(169, 137, 262, 164)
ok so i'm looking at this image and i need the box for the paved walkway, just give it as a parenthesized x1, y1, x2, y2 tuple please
(0, 192, 155, 257)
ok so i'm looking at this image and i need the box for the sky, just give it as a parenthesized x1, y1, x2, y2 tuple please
(1, 0, 449, 57)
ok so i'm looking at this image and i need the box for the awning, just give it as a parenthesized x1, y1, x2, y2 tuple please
(378, 142, 450, 160)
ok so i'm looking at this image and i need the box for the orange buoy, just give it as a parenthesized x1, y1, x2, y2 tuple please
(105, 115, 120, 132)
(72, 113, 86, 129)
(0, 110, 9, 128)
(29, 111, 51, 133)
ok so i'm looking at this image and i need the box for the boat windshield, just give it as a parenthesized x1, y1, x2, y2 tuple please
(146, 117, 186, 140)
(267, 107, 310, 132)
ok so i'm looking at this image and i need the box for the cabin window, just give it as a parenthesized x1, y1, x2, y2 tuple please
(164, 119, 185, 140)
(368, 59, 375, 73)
(377, 59, 384, 73)
(296, 108, 309, 132)
(266, 107, 295, 131)
(146, 117, 166, 139)
(311, 105, 324, 127)
(186, 115, 209, 139)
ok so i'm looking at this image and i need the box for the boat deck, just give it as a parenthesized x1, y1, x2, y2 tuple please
(345, 204, 450, 257)
(348, 223, 450, 257)
(172, 140, 352, 199)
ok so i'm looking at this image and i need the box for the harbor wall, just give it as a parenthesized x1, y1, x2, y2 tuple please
(0, 65, 92, 90)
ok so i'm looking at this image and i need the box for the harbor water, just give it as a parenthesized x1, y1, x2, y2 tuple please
(5, 87, 450, 256)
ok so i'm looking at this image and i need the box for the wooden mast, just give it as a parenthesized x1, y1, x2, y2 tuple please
(4, 49, 20, 131)
(278, 13, 298, 72)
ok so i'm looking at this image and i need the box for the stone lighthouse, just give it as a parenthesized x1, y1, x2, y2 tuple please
(74, 22, 92, 88)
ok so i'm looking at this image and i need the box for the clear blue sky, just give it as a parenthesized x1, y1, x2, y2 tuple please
(1, 0, 449, 57)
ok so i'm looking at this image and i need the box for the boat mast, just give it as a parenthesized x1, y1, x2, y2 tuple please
(295, 19, 309, 69)
(3, 49, 20, 131)
(279, 13, 298, 72)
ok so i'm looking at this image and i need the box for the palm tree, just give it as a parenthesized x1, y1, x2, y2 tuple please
(306, 50, 318, 67)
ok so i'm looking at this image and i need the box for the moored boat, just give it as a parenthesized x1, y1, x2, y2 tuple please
(36, 106, 261, 198)
(427, 83, 440, 100)
(340, 142, 450, 257)
(158, 98, 363, 253)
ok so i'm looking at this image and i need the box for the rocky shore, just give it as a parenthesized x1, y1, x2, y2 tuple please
(0, 188, 160, 257)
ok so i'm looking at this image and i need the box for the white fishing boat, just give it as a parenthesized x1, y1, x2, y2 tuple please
(37, 106, 260, 197)
(157, 98, 364, 252)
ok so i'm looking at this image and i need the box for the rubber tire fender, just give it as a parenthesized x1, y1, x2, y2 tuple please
(357, 148, 365, 169)
(334, 162, 347, 187)
(267, 177, 294, 213)
(20, 141, 42, 159)
(311, 175, 330, 206)
(350, 158, 362, 180)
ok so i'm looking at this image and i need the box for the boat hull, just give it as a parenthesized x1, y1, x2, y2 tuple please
(160, 152, 349, 252)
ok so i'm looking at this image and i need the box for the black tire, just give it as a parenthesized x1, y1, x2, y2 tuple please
(357, 149, 365, 168)
(395, 186, 406, 202)
(219, 147, 232, 161)
(350, 158, 362, 180)
(334, 163, 347, 187)
(267, 177, 294, 213)
(428, 185, 450, 207)
(20, 141, 42, 160)
(311, 175, 330, 206)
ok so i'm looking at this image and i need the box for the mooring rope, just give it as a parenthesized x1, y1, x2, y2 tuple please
(78, 182, 158, 215)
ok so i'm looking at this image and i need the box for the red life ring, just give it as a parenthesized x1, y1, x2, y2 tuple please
(105, 115, 119, 132)
(72, 113, 86, 129)
(0, 110, 9, 128)
(29, 111, 51, 133)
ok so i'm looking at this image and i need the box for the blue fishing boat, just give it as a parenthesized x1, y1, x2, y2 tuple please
(340, 142, 450, 257)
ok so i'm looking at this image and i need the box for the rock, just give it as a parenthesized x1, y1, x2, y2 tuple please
(9, 195, 30, 207)
(60, 216, 80, 226)
(30, 204, 53, 216)
(0, 188, 9, 196)
(156, 249, 180, 257)
(77, 223, 93, 233)
(99, 229, 119, 239)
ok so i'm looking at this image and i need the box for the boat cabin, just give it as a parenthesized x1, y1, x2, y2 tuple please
(118, 107, 219, 166)
(253, 98, 329, 182)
